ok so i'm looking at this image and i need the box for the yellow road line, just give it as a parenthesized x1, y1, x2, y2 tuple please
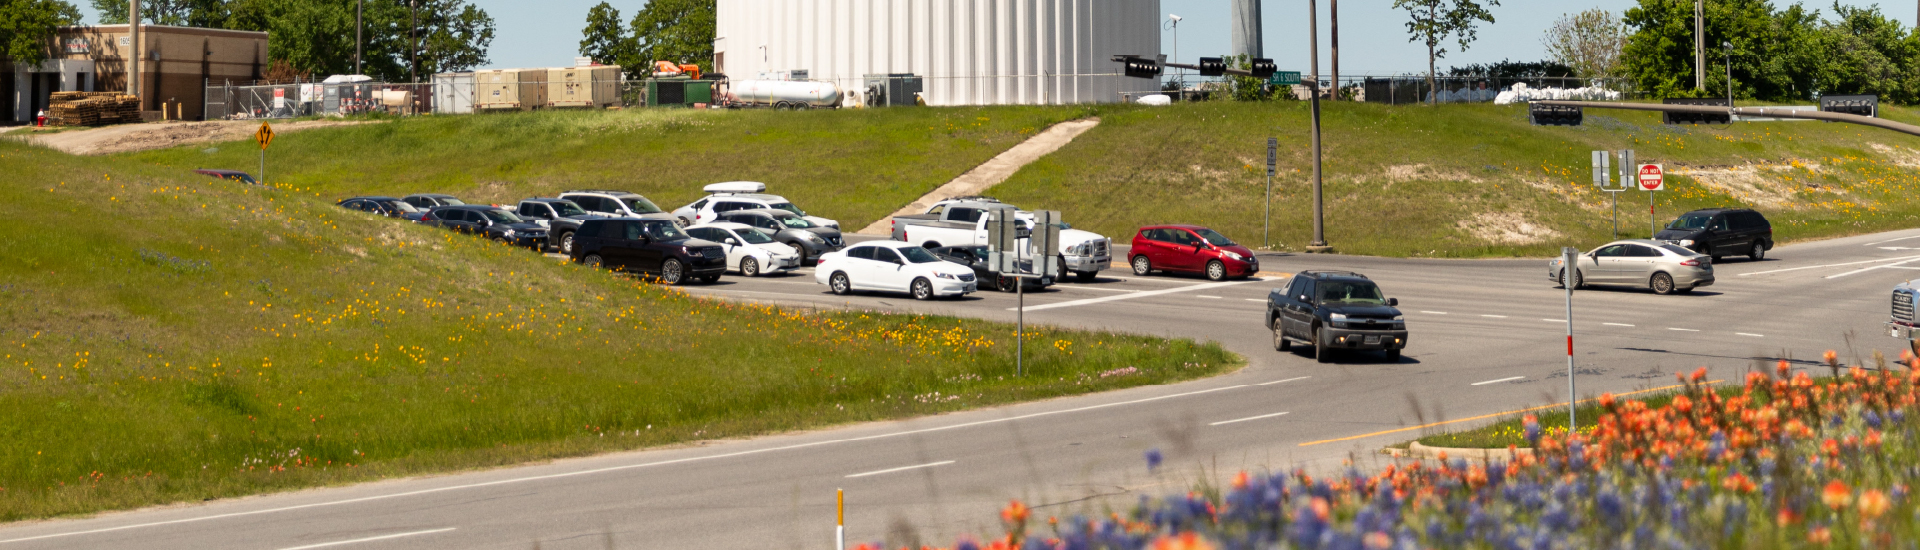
(1296, 381, 1720, 447)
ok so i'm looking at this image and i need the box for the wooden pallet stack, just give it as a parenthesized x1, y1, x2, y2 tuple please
(45, 92, 142, 127)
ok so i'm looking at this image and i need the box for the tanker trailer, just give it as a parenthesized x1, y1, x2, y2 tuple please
(726, 80, 842, 109)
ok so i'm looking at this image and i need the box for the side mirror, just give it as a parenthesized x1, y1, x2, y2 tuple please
(1388, 298, 1399, 307)
(725, 238, 738, 245)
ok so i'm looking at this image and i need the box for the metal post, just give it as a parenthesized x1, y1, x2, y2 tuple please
(835, 488, 845, 550)
(1724, 41, 1732, 110)
(1611, 193, 1618, 240)
(1265, 137, 1276, 248)
(411, 0, 418, 84)
(1016, 277, 1024, 377)
(355, 0, 364, 75)
(1307, 0, 1327, 250)
(259, 147, 265, 187)
(1694, 0, 1704, 92)
(1564, 247, 1577, 435)
(129, 0, 140, 105)
(1650, 188, 1656, 238)
(1329, 0, 1339, 102)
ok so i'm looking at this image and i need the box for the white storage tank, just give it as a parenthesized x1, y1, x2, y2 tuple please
(714, 0, 1161, 106)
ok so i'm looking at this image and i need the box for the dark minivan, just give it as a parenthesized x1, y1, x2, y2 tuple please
(1655, 208, 1773, 261)
(571, 218, 728, 284)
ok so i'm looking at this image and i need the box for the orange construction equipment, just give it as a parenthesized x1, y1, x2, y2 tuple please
(653, 61, 703, 80)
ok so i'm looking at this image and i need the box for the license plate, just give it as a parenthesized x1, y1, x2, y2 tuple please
(1364, 335, 1381, 345)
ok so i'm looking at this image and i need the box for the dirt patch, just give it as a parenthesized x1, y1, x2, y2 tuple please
(1380, 164, 1484, 185)
(1869, 143, 1920, 167)
(19, 119, 375, 156)
(1669, 164, 1814, 208)
(1457, 212, 1562, 244)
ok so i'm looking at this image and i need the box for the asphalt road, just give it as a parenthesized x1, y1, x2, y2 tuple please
(5, 230, 1918, 550)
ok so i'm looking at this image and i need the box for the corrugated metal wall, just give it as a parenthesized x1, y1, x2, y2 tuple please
(716, 0, 1160, 106)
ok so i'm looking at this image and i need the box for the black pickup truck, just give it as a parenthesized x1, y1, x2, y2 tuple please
(1266, 270, 1408, 362)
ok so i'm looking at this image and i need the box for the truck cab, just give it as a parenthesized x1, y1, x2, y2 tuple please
(888, 197, 1112, 282)
(1889, 281, 1920, 343)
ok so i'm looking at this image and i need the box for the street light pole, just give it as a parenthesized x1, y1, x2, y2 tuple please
(410, 0, 419, 84)
(1307, 0, 1328, 251)
(1329, 0, 1339, 101)
(1165, 15, 1182, 92)
(1694, 0, 1704, 91)
(355, 0, 364, 75)
(1723, 41, 1732, 106)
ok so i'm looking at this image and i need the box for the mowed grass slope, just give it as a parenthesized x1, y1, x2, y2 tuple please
(991, 101, 1920, 257)
(0, 142, 1233, 520)
(125, 106, 1116, 231)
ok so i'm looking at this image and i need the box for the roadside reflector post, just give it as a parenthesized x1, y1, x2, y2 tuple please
(1563, 246, 1578, 435)
(836, 488, 845, 550)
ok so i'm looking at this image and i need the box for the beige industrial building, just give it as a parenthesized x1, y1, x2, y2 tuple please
(6, 24, 269, 124)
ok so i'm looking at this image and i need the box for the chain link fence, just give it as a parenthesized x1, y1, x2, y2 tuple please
(205, 81, 439, 120)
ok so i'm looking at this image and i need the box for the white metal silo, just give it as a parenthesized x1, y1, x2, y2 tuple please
(714, 0, 1160, 106)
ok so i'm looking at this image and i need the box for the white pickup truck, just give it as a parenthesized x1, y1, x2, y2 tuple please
(888, 198, 1112, 282)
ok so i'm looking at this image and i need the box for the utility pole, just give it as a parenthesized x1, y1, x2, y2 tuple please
(1694, 0, 1704, 92)
(410, 0, 418, 83)
(1307, 0, 1328, 251)
(356, 0, 364, 75)
(1329, 0, 1339, 101)
(128, 0, 140, 105)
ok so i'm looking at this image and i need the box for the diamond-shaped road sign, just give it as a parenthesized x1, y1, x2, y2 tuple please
(255, 122, 274, 150)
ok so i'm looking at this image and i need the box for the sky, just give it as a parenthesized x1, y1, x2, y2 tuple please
(78, 0, 1911, 75)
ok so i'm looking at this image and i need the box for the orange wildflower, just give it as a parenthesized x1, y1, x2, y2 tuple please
(1823, 480, 1852, 509)
(1001, 500, 1029, 525)
(1860, 490, 1891, 518)
(1151, 532, 1217, 550)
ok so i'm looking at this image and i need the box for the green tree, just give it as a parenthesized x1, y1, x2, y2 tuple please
(1, 0, 81, 67)
(630, 0, 713, 73)
(1391, 0, 1501, 104)
(579, 1, 637, 77)
(1809, 3, 1919, 103)
(1543, 8, 1628, 79)
(1620, 0, 1820, 101)
(89, 0, 231, 26)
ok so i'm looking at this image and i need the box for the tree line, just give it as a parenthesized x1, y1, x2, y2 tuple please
(578, 0, 714, 80)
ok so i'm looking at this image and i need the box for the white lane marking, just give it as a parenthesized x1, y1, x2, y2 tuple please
(1542, 319, 1566, 323)
(0, 383, 1249, 545)
(1420, 311, 1448, 315)
(1604, 323, 1635, 327)
(1865, 235, 1920, 247)
(277, 528, 458, 550)
(1471, 376, 1526, 386)
(1481, 315, 1508, 319)
(1739, 254, 1920, 277)
(845, 460, 955, 478)
(1056, 286, 1141, 293)
(1196, 295, 1223, 299)
(1886, 266, 1920, 271)
(1737, 333, 1765, 337)
(1012, 279, 1262, 312)
(1209, 411, 1291, 426)
(1669, 328, 1701, 332)
(1257, 376, 1311, 386)
(1827, 257, 1920, 279)
(1244, 299, 1266, 303)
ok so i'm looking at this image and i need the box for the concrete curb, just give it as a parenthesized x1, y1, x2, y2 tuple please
(855, 117, 1102, 235)
(1398, 441, 1535, 461)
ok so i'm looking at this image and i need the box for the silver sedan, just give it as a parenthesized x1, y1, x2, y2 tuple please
(1548, 239, 1715, 295)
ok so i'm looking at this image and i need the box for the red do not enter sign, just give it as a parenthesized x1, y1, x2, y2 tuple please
(1637, 164, 1664, 191)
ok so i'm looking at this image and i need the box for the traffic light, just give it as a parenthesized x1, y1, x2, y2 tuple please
(1530, 103, 1583, 126)
(1114, 56, 1162, 79)
(1248, 59, 1277, 79)
(1661, 98, 1731, 124)
(1198, 57, 1226, 77)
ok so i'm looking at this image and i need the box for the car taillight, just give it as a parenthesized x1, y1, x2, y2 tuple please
(1679, 259, 1701, 266)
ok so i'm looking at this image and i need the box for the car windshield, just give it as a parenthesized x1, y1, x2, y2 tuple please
(1318, 281, 1388, 305)
(899, 246, 943, 264)
(640, 221, 687, 240)
(438, 197, 467, 206)
(1195, 228, 1237, 246)
(735, 229, 775, 244)
(774, 215, 816, 229)
(550, 201, 587, 217)
(769, 202, 807, 217)
(482, 210, 524, 223)
(624, 197, 664, 214)
(1667, 214, 1712, 230)
(382, 201, 420, 213)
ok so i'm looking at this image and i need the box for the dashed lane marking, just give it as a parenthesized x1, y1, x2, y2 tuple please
(1737, 333, 1765, 337)
(1209, 412, 1291, 426)
(1470, 376, 1526, 386)
(845, 460, 955, 479)
(1481, 315, 1508, 319)
(1604, 323, 1635, 327)
(1738, 254, 1920, 277)
(1420, 311, 1448, 315)
(1256, 376, 1311, 386)
(1669, 328, 1701, 332)
(1196, 295, 1223, 299)
(276, 528, 458, 550)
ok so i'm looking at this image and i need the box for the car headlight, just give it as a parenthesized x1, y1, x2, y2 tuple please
(503, 229, 516, 237)
(1679, 239, 1694, 247)
(1393, 315, 1405, 321)
(807, 234, 826, 244)
(1223, 251, 1245, 261)
(1330, 313, 1348, 321)
(935, 272, 959, 280)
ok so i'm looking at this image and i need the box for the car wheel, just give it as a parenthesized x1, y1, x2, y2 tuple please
(789, 243, 811, 265)
(1132, 256, 1152, 276)
(1075, 270, 1097, 283)
(910, 278, 934, 301)
(1273, 325, 1291, 352)
(559, 232, 575, 255)
(741, 257, 761, 277)
(491, 236, 509, 245)
(583, 254, 604, 269)
(1650, 272, 1675, 295)
(1559, 268, 1583, 290)
(997, 274, 1017, 292)
(1206, 260, 1227, 281)
(1750, 242, 1767, 261)
(829, 272, 852, 295)
(661, 259, 686, 285)
(676, 216, 692, 227)
(1313, 326, 1332, 363)
(1385, 349, 1402, 362)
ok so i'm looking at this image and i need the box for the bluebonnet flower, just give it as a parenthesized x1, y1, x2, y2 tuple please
(1144, 448, 1163, 472)
(1866, 409, 1884, 428)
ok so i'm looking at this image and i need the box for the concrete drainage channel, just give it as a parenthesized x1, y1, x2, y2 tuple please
(855, 117, 1101, 236)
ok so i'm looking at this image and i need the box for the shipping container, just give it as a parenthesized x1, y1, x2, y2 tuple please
(547, 66, 623, 108)
(433, 72, 474, 114)
(475, 69, 546, 111)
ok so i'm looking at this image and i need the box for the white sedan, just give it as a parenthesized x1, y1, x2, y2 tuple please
(816, 241, 978, 300)
(684, 222, 803, 277)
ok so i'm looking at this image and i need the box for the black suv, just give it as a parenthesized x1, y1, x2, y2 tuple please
(1267, 271, 1407, 363)
(512, 198, 594, 254)
(1655, 208, 1774, 261)
(422, 205, 548, 250)
(571, 218, 728, 284)
(337, 196, 425, 221)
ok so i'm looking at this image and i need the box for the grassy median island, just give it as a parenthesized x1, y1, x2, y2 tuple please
(992, 101, 1920, 257)
(0, 142, 1234, 521)
(121, 105, 1119, 232)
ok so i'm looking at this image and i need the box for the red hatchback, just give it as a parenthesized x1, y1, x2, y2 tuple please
(1129, 225, 1259, 281)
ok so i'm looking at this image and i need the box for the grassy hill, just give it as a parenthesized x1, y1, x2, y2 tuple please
(991, 101, 1920, 257)
(123, 105, 1115, 232)
(0, 141, 1233, 520)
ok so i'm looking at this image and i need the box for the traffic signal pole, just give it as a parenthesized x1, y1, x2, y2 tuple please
(1307, 0, 1328, 251)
